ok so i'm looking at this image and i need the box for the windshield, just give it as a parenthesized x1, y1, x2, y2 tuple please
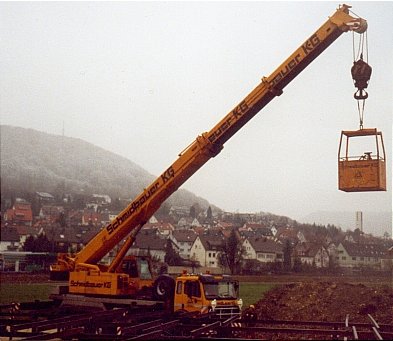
(137, 258, 152, 280)
(203, 281, 239, 300)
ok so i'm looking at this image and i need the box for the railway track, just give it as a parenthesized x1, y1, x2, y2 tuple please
(1, 302, 392, 340)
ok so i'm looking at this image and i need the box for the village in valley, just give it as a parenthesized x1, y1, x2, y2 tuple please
(1, 191, 392, 275)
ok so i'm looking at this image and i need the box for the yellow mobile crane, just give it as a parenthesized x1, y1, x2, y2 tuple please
(51, 4, 371, 313)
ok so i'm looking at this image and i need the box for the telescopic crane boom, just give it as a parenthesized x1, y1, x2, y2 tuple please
(51, 4, 368, 296)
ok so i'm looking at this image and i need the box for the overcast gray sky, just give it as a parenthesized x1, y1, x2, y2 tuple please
(1, 1, 392, 223)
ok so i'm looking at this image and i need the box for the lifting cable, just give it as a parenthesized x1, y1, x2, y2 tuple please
(349, 9, 371, 130)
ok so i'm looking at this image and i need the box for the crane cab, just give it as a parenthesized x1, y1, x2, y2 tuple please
(338, 128, 386, 192)
(172, 272, 242, 318)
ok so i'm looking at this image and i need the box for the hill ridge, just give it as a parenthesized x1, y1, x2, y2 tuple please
(0, 125, 211, 210)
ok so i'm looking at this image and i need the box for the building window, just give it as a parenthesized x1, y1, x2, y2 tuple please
(352, 257, 356, 261)
(342, 256, 346, 260)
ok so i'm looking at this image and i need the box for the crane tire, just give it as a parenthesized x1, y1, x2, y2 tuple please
(153, 274, 175, 301)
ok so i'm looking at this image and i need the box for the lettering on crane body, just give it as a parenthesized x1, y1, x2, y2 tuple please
(70, 280, 112, 288)
(106, 166, 175, 235)
(208, 100, 249, 143)
(207, 34, 321, 144)
(269, 34, 321, 88)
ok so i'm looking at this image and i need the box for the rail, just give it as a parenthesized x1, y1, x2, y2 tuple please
(1, 301, 393, 340)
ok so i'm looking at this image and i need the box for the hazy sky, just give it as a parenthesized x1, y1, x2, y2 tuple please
(1, 1, 392, 222)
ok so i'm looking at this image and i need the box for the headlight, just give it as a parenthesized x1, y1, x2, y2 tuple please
(211, 299, 217, 311)
(237, 298, 243, 310)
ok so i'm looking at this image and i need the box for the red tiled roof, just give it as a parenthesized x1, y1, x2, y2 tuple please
(5, 207, 33, 222)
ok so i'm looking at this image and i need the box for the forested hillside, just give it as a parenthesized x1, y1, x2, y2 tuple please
(0, 125, 212, 210)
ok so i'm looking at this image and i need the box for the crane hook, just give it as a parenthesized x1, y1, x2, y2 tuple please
(351, 57, 372, 100)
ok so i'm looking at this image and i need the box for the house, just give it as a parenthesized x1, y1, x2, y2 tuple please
(326, 241, 339, 260)
(242, 237, 283, 263)
(90, 194, 111, 205)
(170, 229, 198, 259)
(215, 221, 235, 231)
(39, 226, 75, 252)
(241, 223, 273, 237)
(189, 232, 225, 267)
(294, 243, 330, 268)
(15, 225, 38, 245)
(128, 230, 169, 262)
(148, 215, 158, 224)
(239, 228, 274, 241)
(0, 226, 20, 251)
(36, 192, 55, 203)
(82, 209, 101, 226)
(336, 241, 388, 269)
(275, 227, 300, 245)
(169, 206, 190, 218)
(39, 205, 64, 223)
(4, 199, 33, 226)
(177, 217, 201, 229)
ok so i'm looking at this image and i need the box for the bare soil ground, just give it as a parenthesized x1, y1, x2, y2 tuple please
(252, 281, 393, 324)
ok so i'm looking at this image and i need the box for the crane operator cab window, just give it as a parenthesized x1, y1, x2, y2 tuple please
(120, 257, 153, 279)
(137, 257, 153, 280)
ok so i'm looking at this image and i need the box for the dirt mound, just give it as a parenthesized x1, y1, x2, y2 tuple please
(253, 281, 393, 324)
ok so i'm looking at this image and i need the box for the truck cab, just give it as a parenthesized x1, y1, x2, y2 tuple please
(173, 272, 242, 319)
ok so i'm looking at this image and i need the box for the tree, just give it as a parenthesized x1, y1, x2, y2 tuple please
(190, 203, 201, 219)
(189, 205, 196, 219)
(206, 206, 213, 220)
(58, 211, 67, 227)
(164, 239, 182, 266)
(283, 240, 292, 271)
(23, 235, 36, 252)
(221, 229, 244, 275)
(293, 257, 302, 272)
(23, 234, 51, 252)
(234, 213, 246, 226)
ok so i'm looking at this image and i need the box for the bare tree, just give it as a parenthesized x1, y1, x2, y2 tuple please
(220, 229, 244, 275)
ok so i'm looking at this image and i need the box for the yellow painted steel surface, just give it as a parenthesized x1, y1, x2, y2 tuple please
(338, 159, 386, 192)
(338, 128, 387, 192)
(69, 271, 125, 296)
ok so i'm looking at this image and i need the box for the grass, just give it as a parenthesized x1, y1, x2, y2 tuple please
(0, 281, 276, 306)
(0, 283, 57, 304)
(240, 282, 276, 307)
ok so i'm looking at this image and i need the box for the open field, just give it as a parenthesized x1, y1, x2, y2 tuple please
(1, 272, 391, 305)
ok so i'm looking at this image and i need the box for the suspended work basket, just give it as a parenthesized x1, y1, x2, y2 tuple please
(338, 128, 386, 192)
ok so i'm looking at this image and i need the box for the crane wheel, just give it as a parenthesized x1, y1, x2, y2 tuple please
(153, 274, 175, 301)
